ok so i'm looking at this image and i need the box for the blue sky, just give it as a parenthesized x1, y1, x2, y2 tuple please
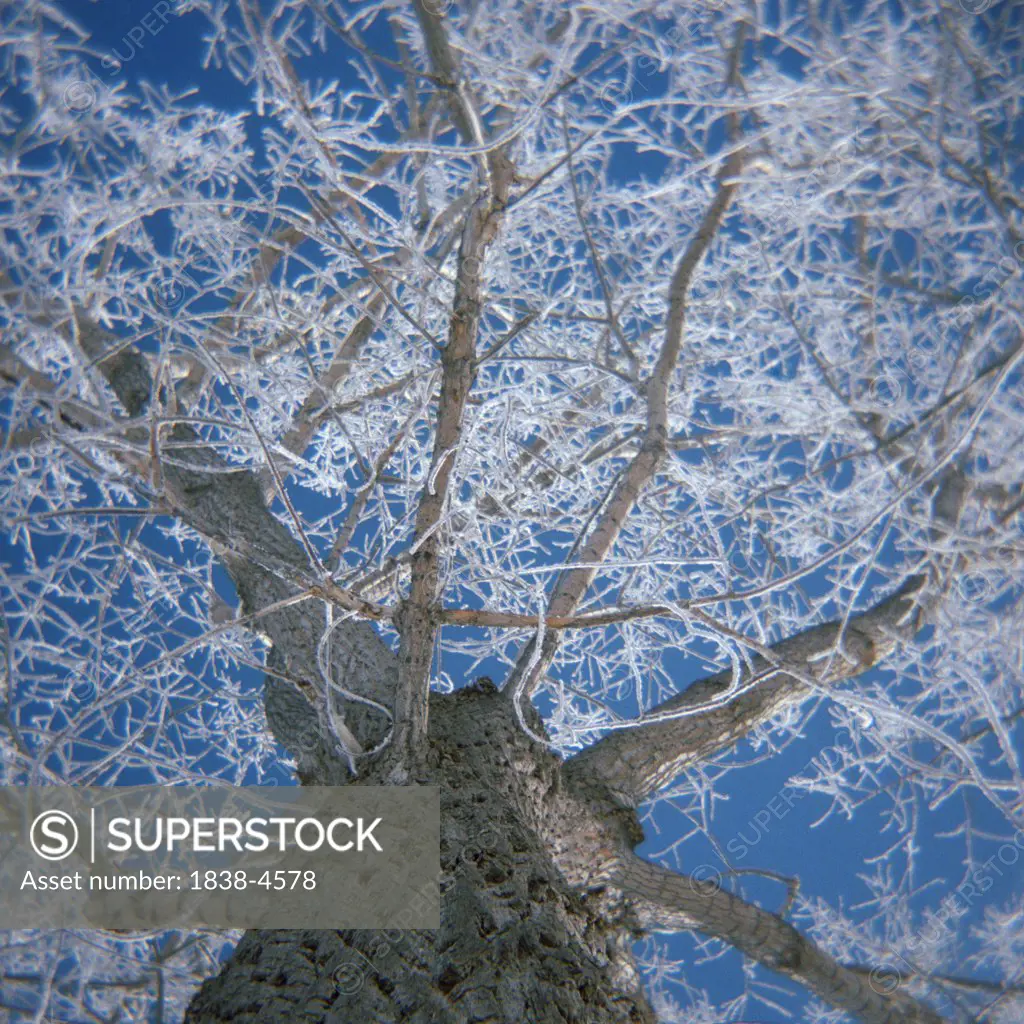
(3, 1, 1022, 1021)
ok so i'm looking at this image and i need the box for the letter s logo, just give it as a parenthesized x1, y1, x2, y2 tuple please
(30, 810, 79, 861)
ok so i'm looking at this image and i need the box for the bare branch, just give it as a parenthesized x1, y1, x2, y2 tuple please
(565, 575, 928, 807)
(503, 127, 747, 704)
(390, 6, 517, 768)
(437, 603, 674, 630)
(616, 851, 948, 1024)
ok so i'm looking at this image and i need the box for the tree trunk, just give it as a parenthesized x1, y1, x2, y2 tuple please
(184, 680, 656, 1024)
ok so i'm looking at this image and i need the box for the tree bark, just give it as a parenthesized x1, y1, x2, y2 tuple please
(184, 681, 656, 1024)
(185, 673, 950, 1024)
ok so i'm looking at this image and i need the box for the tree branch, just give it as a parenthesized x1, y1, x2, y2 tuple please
(502, 141, 746, 704)
(437, 604, 675, 630)
(564, 575, 929, 807)
(615, 851, 948, 1024)
(43, 309, 397, 780)
(389, 3, 516, 769)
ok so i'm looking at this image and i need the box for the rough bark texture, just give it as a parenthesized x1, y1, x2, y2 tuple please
(185, 681, 655, 1024)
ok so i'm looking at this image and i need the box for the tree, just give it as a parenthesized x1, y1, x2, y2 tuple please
(1, 0, 1022, 1020)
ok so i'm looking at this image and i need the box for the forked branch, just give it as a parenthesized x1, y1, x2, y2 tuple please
(14, 306, 397, 778)
(502, 141, 746, 704)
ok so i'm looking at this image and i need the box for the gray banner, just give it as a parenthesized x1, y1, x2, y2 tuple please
(0, 786, 439, 929)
